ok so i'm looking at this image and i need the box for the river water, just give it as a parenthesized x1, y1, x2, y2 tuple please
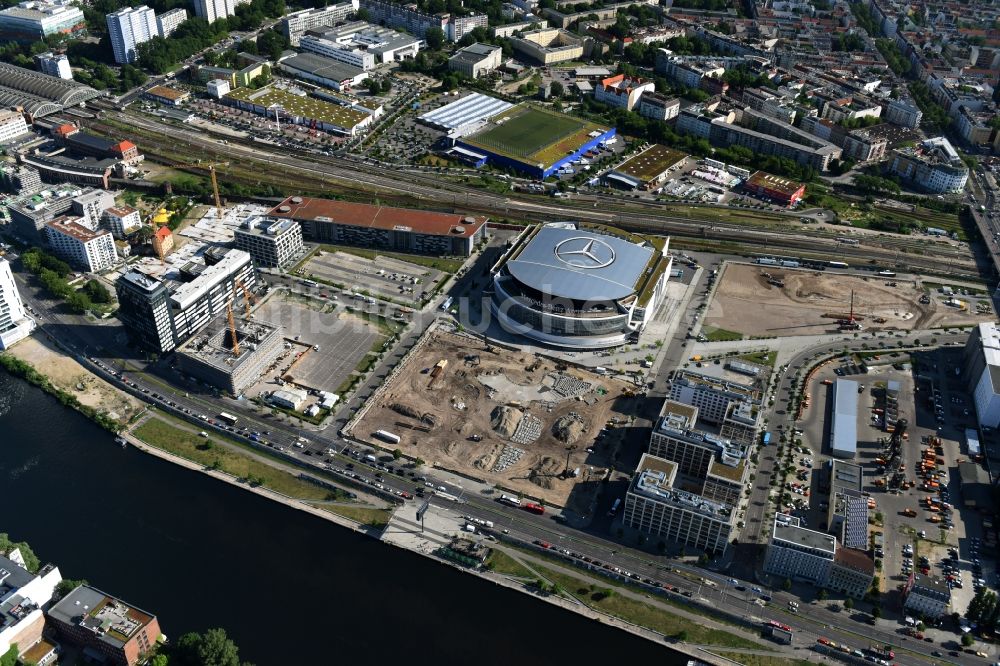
(0, 375, 689, 666)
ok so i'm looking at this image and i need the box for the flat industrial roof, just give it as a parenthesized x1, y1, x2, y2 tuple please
(225, 86, 368, 129)
(418, 92, 513, 131)
(832, 379, 858, 457)
(268, 196, 487, 238)
(746, 170, 805, 196)
(611, 144, 685, 183)
(505, 224, 654, 301)
(773, 516, 836, 554)
(280, 52, 365, 83)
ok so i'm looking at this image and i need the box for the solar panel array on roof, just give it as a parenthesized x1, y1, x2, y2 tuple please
(844, 495, 868, 549)
(418, 93, 513, 131)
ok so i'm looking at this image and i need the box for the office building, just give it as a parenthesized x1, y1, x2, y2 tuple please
(270, 387, 308, 410)
(176, 316, 283, 395)
(510, 28, 584, 64)
(47, 585, 161, 666)
(34, 51, 72, 79)
(648, 410, 745, 479)
(0, 164, 41, 195)
(449, 43, 502, 79)
(115, 249, 256, 353)
(668, 370, 758, 424)
(763, 515, 873, 598)
(115, 271, 175, 353)
(299, 22, 422, 71)
(282, 2, 359, 46)
(902, 574, 951, 619)
(888, 137, 968, 194)
(269, 196, 487, 256)
(193, 0, 235, 23)
(0, 109, 29, 144)
(44, 217, 117, 272)
(7, 183, 84, 243)
(963, 322, 1000, 429)
(0, 258, 35, 349)
(104, 206, 142, 239)
(106, 6, 157, 64)
(206, 78, 230, 99)
(0, 553, 62, 660)
(233, 216, 304, 269)
(0, 0, 85, 42)
(831, 379, 858, 458)
(155, 7, 186, 37)
(594, 74, 655, 111)
(623, 453, 735, 555)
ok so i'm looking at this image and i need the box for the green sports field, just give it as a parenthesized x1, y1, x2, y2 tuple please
(462, 104, 610, 167)
(471, 105, 585, 157)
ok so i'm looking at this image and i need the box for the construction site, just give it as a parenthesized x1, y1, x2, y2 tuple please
(351, 329, 641, 510)
(704, 263, 992, 338)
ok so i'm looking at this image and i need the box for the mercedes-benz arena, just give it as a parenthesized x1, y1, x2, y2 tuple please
(491, 223, 672, 348)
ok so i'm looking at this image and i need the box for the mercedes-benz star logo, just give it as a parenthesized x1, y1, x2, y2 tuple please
(553, 237, 616, 269)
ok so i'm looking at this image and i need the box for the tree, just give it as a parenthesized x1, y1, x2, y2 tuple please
(674, 630, 688, 641)
(962, 633, 975, 647)
(150, 655, 170, 666)
(782, 578, 792, 591)
(549, 80, 564, 98)
(0, 534, 40, 573)
(816, 588, 827, 601)
(0, 645, 17, 666)
(134, 225, 155, 245)
(173, 628, 243, 666)
(53, 579, 88, 601)
(424, 27, 445, 50)
(83, 279, 112, 304)
(871, 605, 881, 620)
(392, 448, 402, 460)
(844, 597, 854, 610)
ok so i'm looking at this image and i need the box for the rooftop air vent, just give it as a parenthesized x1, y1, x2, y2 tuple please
(278, 205, 291, 213)
(290, 196, 303, 204)
(451, 226, 465, 234)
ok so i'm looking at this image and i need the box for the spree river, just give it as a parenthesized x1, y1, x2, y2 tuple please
(0, 375, 688, 666)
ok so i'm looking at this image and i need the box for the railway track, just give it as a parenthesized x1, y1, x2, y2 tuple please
(85, 111, 984, 281)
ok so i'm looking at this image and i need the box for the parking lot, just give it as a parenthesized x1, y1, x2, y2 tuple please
(792, 345, 995, 626)
(298, 250, 442, 307)
(253, 290, 386, 395)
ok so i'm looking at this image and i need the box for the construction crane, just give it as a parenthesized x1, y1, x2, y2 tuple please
(168, 161, 230, 219)
(226, 300, 240, 357)
(235, 279, 256, 317)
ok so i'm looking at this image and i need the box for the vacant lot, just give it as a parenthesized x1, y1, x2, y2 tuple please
(352, 330, 641, 510)
(705, 262, 992, 337)
(300, 249, 444, 307)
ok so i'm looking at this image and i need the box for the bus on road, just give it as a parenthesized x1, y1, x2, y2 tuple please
(218, 412, 238, 426)
(499, 494, 521, 507)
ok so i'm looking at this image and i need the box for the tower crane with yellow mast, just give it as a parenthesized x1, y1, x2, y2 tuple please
(226, 299, 240, 356)
(166, 161, 230, 219)
(235, 279, 256, 317)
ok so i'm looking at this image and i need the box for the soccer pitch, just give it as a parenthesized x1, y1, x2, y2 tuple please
(468, 105, 589, 159)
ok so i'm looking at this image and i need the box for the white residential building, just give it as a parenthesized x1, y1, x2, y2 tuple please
(233, 216, 304, 269)
(594, 74, 655, 111)
(107, 5, 157, 64)
(888, 136, 969, 194)
(44, 217, 118, 272)
(72, 189, 116, 230)
(104, 206, 142, 239)
(193, 0, 236, 24)
(0, 109, 29, 144)
(34, 51, 72, 79)
(156, 7, 187, 37)
(0, 258, 35, 349)
(0, 552, 62, 659)
(964, 322, 1000, 429)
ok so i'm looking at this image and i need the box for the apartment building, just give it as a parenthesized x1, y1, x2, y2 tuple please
(594, 75, 655, 111)
(44, 217, 117, 272)
(623, 453, 736, 555)
(0, 553, 62, 660)
(0, 164, 41, 195)
(233, 216, 304, 269)
(637, 92, 680, 121)
(8, 183, 85, 243)
(47, 586, 161, 666)
(655, 52, 725, 89)
(106, 6, 157, 64)
(0, 109, 29, 144)
(447, 13, 487, 41)
(888, 136, 968, 193)
(282, 2, 358, 46)
(71, 188, 116, 229)
(903, 574, 951, 619)
(884, 99, 922, 128)
(104, 206, 142, 239)
(0, 258, 35, 349)
(358, 0, 447, 39)
(155, 7, 186, 37)
(194, 0, 235, 23)
(34, 51, 72, 79)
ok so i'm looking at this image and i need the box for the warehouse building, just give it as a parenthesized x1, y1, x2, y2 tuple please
(418, 92, 513, 136)
(604, 144, 685, 190)
(234, 216, 304, 269)
(831, 379, 858, 458)
(743, 170, 806, 207)
(224, 85, 372, 136)
(176, 316, 283, 395)
(277, 52, 368, 93)
(268, 195, 487, 256)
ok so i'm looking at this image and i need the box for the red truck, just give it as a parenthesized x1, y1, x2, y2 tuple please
(523, 502, 545, 515)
